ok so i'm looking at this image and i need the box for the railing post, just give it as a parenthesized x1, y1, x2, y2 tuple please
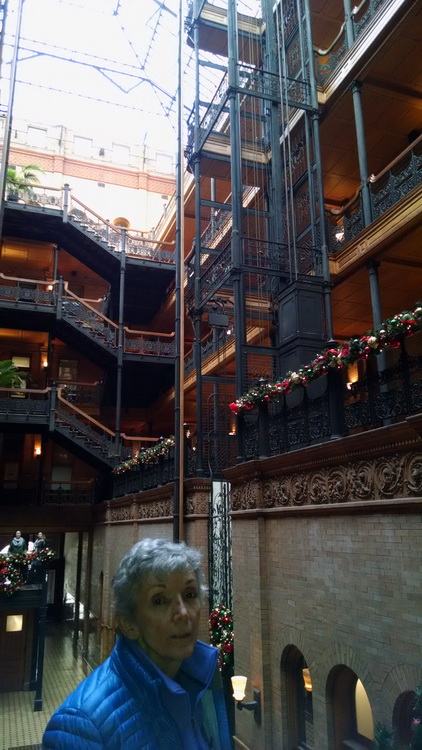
(56, 276, 64, 320)
(49, 383, 57, 432)
(400, 338, 413, 416)
(183, 423, 190, 478)
(158, 455, 164, 487)
(258, 377, 270, 458)
(63, 183, 70, 223)
(327, 362, 345, 439)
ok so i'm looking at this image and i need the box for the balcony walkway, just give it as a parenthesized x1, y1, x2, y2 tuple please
(0, 623, 91, 750)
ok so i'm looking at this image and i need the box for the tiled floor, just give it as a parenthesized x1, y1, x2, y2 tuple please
(0, 624, 92, 750)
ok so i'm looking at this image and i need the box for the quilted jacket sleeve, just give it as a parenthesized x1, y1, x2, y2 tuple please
(42, 706, 104, 749)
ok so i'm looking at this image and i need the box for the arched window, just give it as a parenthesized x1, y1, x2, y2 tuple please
(281, 645, 314, 749)
(393, 690, 415, 748)
(327, 665, 373, 749)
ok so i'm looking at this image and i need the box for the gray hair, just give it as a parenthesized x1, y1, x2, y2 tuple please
(113, 538, 206, 622)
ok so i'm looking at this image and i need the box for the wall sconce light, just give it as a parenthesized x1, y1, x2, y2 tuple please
(34, 446, 42, 457)
(231, 676, 261, 723)
(47, 284, 54, 291)
(42, 360, 48, 368)
(334, 227, 345, 243)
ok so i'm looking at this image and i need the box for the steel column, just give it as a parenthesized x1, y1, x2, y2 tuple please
(351, 80, 372, 226)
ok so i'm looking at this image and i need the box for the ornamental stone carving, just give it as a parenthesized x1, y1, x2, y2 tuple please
(137, 499, 173, 519)
(232, 451, 422, 510)
(185, 491, 209, 515)
(231, 480, 260, 511)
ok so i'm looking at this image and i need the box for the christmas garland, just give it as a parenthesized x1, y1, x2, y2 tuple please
(229, 305, 422, 415)
(0, 548, 56, 596)
(0, 556, 25, 595)
(112, 436, 175, 475)
(209, 605, 234, 669)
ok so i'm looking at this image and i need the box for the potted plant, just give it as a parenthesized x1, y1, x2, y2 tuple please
(0, 360, 27, 387)
(6, 164, 44, 201)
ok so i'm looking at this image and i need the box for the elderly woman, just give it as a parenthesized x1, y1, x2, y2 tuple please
(43, 538, 231, 749)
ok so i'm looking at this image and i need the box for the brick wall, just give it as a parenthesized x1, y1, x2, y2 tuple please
(232, 509, 422, 749)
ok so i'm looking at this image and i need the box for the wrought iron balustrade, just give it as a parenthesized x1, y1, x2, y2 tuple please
(370, 141, 422, 221)
(243, 237, 318, 276)
(0, 387, 50, 418)
(6, 183, 63, 208)
(314, 0, 388, 85)
(123, 329, 175, 357)
(59, 381, 101, 408)
(242, 336, 422, 462)
(56, 395, 117, 460)
(0, 276, 55, 306)
(200, 243, 232, 304)
(113, 450, 176, 497)
(125, 233, 174, 263)
(42, 481, 95, 505)
(328, 136, 422, 252)
(61, 287, 118, 349)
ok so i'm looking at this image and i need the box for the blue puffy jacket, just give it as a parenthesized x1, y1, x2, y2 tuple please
(42, 636, 231, 749)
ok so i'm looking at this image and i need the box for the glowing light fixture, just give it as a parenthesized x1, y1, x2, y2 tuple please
(231, 675, 261, 723)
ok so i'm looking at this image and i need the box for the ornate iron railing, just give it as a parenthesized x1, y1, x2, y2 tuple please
(200, 243, 232, 305)
(113, 449, 176, 497)
(242, 336, 422, 461)
(0, 275, 55, 306)
(0, 274, 175, 359)
(123, 328, 175, 357)
(314, 0, 389, 85)
(56, 392, 117, 461)
(5, 184, 174, 265)
(328, 136, 422, 251)
(61, 285, 118, 349)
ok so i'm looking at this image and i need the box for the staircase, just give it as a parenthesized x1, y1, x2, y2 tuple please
(0, 386, 123, 470)
(3, 184, 175, 280)
(0, 274, 175, 364)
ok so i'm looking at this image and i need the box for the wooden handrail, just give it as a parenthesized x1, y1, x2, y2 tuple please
(126, 231, 175, 247)
(369, 132, 422, 184)
(325, 134, 422, 216)
(63, 285, 118, 328)
(121, 434, 159, 443)
(313, 22, 346, 56)
(123, 326, 175, 337)
(7, 182, 62, 192)
(57, 389, 116, 436)
(58, 380, 101, 387)
(0, 386, 50, 394)
(325, 187, 361, 216)
(0, 272, 57, 286)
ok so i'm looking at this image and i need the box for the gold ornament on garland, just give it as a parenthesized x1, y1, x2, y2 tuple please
(229, 304, 422, 415)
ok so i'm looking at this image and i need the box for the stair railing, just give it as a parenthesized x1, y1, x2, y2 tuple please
(0, 273, 56, 306)
(123, 326, 175, 357)
(60, 284, 119, 349)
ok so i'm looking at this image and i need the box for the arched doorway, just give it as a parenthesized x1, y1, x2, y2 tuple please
(393, 690, 415, 748)
(327, 665, 373, 749)
(281, 644, 314, 748)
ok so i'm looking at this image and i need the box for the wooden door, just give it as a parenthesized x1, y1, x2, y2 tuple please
(0, 610, 28, 692)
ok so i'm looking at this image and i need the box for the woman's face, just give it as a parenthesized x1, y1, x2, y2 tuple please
(121, 567, 201, 678)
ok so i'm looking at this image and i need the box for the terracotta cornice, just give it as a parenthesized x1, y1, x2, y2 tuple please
(231, 496, 422, 519)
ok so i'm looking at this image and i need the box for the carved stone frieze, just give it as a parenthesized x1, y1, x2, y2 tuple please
(109, 505, 132, 522)
(185, 491, 209, 515)
(137, 498, 173, 519)
(231, 452, 422, 511)
(231, 480, 260, 510)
